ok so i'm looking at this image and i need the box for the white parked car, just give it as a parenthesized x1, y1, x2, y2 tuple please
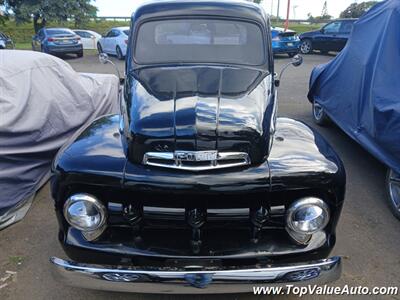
(97, 27, 130, 60)
(73, 30, 102, 50)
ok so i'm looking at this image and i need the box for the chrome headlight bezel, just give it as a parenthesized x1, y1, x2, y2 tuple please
(63, 193, 107, 232)
(286, 197, 330, 234)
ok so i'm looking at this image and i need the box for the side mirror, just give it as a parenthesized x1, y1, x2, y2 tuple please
(275, 54, 303, 87)
(320, 28, 325, 34)
(99, 53, 110, 64)
(291, 54, 303, 67)
(98, 53, 124, 84)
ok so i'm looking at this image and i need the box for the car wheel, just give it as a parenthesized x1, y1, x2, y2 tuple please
(40, 45, 45, 53)
(386, 169, 400, 220)
(312, 101, 330, 126)
(116, 46, 124, 60)
(287, 52, 297, 58)
(300, 39, 313, 54)
(77, 51, 83, 58)
(97, 43, 103, 54)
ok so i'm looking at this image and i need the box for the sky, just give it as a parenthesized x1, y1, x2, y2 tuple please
(93, 0, 365, 19)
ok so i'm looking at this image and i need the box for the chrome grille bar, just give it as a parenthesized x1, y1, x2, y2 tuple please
(143, 151, 251, 171)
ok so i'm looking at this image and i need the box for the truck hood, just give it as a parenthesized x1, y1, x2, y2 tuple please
(125, 66, 275, 166)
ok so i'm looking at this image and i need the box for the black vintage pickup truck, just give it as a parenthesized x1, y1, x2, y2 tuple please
(50, 0, 346, 293)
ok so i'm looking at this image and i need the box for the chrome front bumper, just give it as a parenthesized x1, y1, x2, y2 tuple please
(50, 256, 341, 294)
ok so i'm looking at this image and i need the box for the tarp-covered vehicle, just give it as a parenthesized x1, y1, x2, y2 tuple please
(0, 50, 119, 229)
(308, 0, 400, 220)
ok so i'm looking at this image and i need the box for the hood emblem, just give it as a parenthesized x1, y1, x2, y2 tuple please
(184, 273, 213, 289)
(143, 151, 250, 171)
(174, 150, 218, 162)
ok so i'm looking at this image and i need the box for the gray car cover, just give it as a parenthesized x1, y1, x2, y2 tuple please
(0, 50, 119, 229)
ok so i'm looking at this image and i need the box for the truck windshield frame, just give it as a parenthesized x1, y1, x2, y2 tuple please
(133, 17, 267, 67)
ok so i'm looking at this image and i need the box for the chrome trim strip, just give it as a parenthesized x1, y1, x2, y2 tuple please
(142, 207, 251, 221)
(50, 256, 341, 294)
(143, 151, 251, 171)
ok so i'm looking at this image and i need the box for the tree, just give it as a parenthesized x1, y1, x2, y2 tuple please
(314, 14, 332, 21)
(340, 1, 378, 18)
(318, 1, 332, 20)
(321, 1, 328, 18)
(306, 2, 332, 23)
(2, 0, 97, 32)
(0, 0, 10, 24)
(307, 12, 332, 23)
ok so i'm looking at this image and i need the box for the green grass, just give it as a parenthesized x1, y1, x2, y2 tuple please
(271, 22, 322, 32)
(8, 255, 24, 266)
(14, 42, 32, 50)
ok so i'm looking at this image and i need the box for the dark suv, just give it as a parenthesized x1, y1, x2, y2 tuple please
(0, 32, 14, 49)
(299, 19, 357, 54)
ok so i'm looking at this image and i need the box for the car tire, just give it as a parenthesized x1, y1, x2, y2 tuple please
(77, 51, 83, 58)
(40, 45, 45, 53)
(288, 52, 297, 58)
(116, 46, 124, 60)
(97, 43, 103, 54)
(312, 101, 330, 126)
(300, 39, 313, 54)
(386, 169, 400, 220)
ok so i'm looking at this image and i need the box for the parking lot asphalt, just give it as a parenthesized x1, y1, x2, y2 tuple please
(0, 52, 399, 300)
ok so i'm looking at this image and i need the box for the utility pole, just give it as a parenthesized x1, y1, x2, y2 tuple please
(284, 0, 290, 31)
(270, 0, 274, 17)
(277, 0, 280, 19)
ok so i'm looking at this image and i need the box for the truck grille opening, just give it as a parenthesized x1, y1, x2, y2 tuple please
(142, 151, 251, 171)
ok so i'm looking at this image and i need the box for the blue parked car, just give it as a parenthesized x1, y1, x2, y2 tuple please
(271, 27, 300, 57)
(32, 28, 83, 57)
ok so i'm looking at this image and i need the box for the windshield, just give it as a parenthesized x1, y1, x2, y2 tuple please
(47, 29, 74, 35)
(134, 19, 265, 66)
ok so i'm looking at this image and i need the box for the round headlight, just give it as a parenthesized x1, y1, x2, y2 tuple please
(286, 197, 330, 234)
(63, 193, 107, 231)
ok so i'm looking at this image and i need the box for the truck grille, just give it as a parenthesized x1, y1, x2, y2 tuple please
(106, 202, 286, 255)
(142, 151, 251, 171)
